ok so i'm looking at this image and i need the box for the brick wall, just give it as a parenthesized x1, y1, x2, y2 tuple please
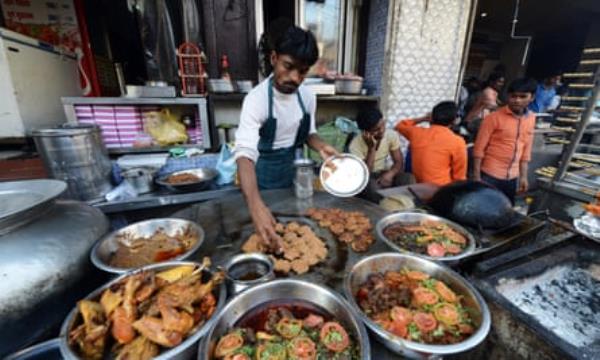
(364, 0, 389, 96)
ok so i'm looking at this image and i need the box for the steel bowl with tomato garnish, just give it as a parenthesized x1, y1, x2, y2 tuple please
(198, 279, 370, 359)
(343, 253, 490, 358)
(376, 212, 476, 263)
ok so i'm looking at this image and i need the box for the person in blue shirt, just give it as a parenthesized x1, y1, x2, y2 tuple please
(529, 73, 561, 113)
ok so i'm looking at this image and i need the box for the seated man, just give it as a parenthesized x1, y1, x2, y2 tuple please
(395, 101, 467, 186)
(349, 107, 409, 201)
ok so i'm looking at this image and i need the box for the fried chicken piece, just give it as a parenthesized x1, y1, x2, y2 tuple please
(283, 247, 301, 261)
(100, 288, 122, 317)
(297, 225, 313, 236)
(132, 316, 183, 348)
(116, 336, 159, 360)
(351, 239, 370, 253)
(69, 300, 108, 360)
(319, 219, 332, 228)
(291, 259, 310, 274)
(286, 222, 301, 232)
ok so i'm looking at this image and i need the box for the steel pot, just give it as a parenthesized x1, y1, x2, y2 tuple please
(198, 279, 371, 359)
(59, 261, 227, 360)
(121, 167, 155, 194)
(91, 218, 205, 274)
(0, 180, 109, 357)
(343, 253, 491, 359)
(223, 253, 275, 296)
(375, 212, 477, 263)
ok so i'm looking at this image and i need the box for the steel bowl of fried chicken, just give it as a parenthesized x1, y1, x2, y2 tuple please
(59, 259, 226, 360)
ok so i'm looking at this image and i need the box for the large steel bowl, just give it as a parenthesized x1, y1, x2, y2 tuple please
(376, 212, 477, 263)
(60, 261, 226, 360)
(156, 168, 219, 193)
(198, 279, 371, 359)
(91, 218, 205, 274)
(343, 253, 491, 359)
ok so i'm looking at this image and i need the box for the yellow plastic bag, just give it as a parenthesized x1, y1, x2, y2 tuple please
(144, 109, 188, 146)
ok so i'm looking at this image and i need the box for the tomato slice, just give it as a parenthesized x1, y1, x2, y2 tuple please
(434, 281, 457, 303)
(276, 318, 303, 339)
(288, 336, 317, 360)
(303, 314, 324, 328)
(214, 332, 244, 357)
(413, 312, 438, 333)
(434, 303, 460, 326)
(427, 242, 446, 257)
(405, 270, 430, 281)
(390, 306, 413, 326)
(386, 321, 408, 338)
(443, 242, 463, 254)
(412, 287, 440, 306)
(319, 322, 350, 352)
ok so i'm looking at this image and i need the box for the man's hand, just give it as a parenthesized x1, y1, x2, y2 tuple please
(249, 201, 283, 253)
(518, 175, 529, 194)
(473, 173, 481, 182)
(318, 143, 339, 161)
(377, 171, 396, 188)
(363, 132, 377, 149)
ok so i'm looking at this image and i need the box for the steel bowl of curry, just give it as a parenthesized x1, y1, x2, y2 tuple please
(376, 212, 476, 263)
(198, 279, 371, 359)
(343, 253, 491, 358)
(91, 218, 204, 274)
(59, 259, 227, 360)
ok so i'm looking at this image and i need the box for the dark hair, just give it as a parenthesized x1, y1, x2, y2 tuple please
(356, 107, 383, 131)
(487, 71, 504, 84)
(274, 26, 319, 67)
(508, 78, 537, 94)
(431, 101, 458, 126)
(258, 18, 294, 77)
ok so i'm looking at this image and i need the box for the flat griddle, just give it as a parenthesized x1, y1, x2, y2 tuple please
(471, 233, 600, 359)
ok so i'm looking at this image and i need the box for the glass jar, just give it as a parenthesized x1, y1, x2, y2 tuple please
(294, 158, 315, 199)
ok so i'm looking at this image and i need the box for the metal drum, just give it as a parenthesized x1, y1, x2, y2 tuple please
(32, 124, 112, 201)
(0, 180, 109, 357)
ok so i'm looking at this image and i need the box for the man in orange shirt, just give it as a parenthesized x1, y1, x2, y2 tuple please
(396, 101, 467, 186)
(473, 78, 537, 204)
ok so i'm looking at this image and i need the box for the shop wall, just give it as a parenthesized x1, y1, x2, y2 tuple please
(381, 0, 473, 121)
(363, 0, 389, 96)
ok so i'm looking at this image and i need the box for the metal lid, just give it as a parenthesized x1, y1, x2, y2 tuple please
(31, 123, 100, 137)
(0, 180, 67, 233)
(319, 154, 369, 197)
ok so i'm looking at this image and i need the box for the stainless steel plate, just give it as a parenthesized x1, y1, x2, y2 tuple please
(156, 168, 219, 193)
(376, 212, 477, 262)
(0, 180, 67, 233)
(320, 154, 369, 197)
(91, 218, 205, 274)
(0, 180, 66, 219)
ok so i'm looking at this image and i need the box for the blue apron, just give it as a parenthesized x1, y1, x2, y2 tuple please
(256, 80, 310, 190)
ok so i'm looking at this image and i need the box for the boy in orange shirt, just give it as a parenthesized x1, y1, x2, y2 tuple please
(396, 101, 467, 186)
(473, 78, 537, 203)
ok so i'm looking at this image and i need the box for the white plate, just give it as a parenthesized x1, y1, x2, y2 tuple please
(320, 154, 369, 197)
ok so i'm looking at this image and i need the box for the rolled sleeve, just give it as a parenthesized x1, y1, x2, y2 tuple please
(473, 115, 494, 159)
(234, 93, 265, 163)
(395, 119, 417, 140)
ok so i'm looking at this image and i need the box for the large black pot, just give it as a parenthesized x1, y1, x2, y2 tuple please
(428, 181, 517, 230)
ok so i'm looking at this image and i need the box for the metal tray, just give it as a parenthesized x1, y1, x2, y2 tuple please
(156, 168, 218, 193)
(375, 211, 477, 263)
(0, 179, 67, 234)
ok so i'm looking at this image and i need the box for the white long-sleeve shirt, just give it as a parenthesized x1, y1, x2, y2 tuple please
(234, 77, 317, 163)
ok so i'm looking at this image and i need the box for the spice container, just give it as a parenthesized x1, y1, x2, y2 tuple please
(294, 158, 315, 199)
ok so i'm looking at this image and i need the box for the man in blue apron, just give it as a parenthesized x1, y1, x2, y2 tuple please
(234, 26, 337, 249)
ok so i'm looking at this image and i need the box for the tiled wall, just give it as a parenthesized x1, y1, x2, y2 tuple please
(364, 0, 390, 96)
